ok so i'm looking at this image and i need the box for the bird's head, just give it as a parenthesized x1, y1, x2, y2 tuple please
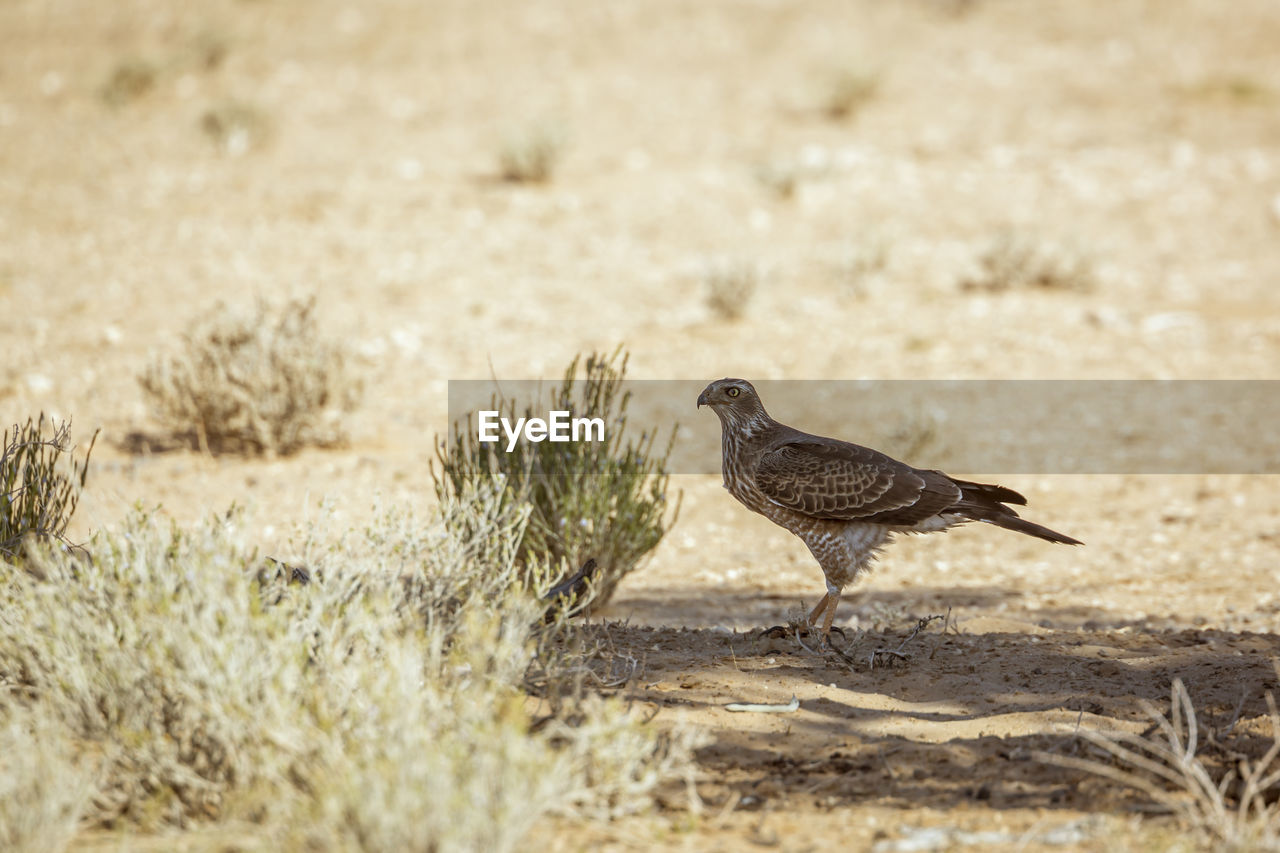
(697, 378, 768, 425)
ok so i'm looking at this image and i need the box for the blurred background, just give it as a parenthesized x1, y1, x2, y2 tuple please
(1, 0, 1278, 538)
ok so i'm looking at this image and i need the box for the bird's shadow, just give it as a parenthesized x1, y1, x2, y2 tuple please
(559, 608, 1280, 819)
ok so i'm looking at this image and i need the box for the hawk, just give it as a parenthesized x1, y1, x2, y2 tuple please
(697, 378, 1080, 640)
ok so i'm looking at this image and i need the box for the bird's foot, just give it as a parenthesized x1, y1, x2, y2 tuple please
(757, 623, 847, 648)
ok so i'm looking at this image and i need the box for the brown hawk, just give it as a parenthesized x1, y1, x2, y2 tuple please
(698, 378, 1080, 640)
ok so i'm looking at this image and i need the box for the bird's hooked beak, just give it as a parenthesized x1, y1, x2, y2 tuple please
(697, 389, 709, 408)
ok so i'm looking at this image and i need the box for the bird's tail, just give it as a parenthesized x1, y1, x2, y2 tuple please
(977, 512, 1082, 545)
(952, 478, 1082, 545)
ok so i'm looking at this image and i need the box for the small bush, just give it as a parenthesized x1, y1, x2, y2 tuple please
(0, 485, 696, 847)
(499, 122, 565, 183)
(433, 349, 679, 608)
(1038, 679, 1280, 851)
(821, 67, 879, 120)
(100, 58, 158, 107)
(200, 101, 270, 156)
(830, 234, 890, 297)
(138, 296, 361, 456)
(960, 231, 1097, 293)
(0, 415, 96, 560)
(703, 258, 760, 322)
(754, 159, 801, 200)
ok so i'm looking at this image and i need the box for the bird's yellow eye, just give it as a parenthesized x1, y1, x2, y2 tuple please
(727, 387, 740, 398)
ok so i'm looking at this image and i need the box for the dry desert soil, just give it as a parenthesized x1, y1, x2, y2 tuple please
(4, 0, 1280, 849)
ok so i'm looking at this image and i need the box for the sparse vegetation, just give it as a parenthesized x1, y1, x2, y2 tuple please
(960, 231, 1097, 293)
(0, 483, 698, 849)
(1038, 679, 1280, 851)
(499, 121, 566, 183)
(830, 234, 890, 297)
(0, 415, 96, 560)
(703, 258, 760, 321)
(99, 57, 158, 107)
(433, 349, 679, 609)
(200, 101, 270, 156)
(1177, 75, 1274, 105)
(754, 159, 801, 200)
(138, 296, 361, 456)
(820, 67, 879, 120)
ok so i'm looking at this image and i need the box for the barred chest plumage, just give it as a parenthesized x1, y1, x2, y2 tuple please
(720, 426, 772, 514)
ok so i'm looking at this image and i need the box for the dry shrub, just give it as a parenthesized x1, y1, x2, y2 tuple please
(960, 231, 1097, 293)
(200, 101, 270, 156)
(1038, 679, 1280, 851)
(820, 66, 879, 120)
(99, 58, 158, 107)
(433, 349, 679, 609)
(703, 258, 760, 321)
(499, 122, 565, 183)
(0, 414, 96, 560)
(0, 481, 696, 849)
(139, 296, 361, 456)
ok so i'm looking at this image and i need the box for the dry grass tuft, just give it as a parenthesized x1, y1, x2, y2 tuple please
(960, 231, 1097, 293)
(0, 414, 96, 560)
(820, 67, 880, 120)
(138, 296, 361, 456)
(1038, 679, 1280, 851)
(200, 101, 271, 156)
(99, 58, 158, 107)
(499, 121, 566, 183)
(703, 258, 761, 322)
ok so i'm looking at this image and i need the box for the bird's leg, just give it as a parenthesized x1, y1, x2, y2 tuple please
(757, 588, 846, 646)
(759, 592, 830, 641)
(805, 593, 832, 627)
(816, 587, 844, 646)
(804, 582, 847, 646)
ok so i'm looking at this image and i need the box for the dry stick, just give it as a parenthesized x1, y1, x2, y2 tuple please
(869, 614, 944, 670)
(928, 606, 953, 661)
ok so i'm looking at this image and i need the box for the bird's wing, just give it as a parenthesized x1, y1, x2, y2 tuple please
(754, 439, 961, 523)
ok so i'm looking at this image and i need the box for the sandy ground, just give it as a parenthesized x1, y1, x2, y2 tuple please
(3, 0, 1280, 848)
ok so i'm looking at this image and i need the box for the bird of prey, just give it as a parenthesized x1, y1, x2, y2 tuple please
(697, 378, 1080, 641)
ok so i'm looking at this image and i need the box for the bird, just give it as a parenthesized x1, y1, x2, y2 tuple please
(697, 378, 1080, 641)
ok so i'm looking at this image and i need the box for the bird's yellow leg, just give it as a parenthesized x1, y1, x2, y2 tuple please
(819, 590, 842, 639)
(805, 593, 832, 627)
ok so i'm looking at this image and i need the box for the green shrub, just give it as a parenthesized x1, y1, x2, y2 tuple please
(0, 415, 96, 560)
(138, 296, 362, 456)
(433, 349, 679, 608)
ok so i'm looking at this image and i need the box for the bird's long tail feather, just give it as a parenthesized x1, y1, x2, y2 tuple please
(978, 512, 1082, 545)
